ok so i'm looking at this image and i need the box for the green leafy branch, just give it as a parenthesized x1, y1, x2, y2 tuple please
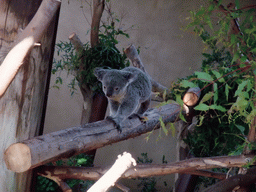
(52, 16, 130, 94)
(169, 0, 256, 158)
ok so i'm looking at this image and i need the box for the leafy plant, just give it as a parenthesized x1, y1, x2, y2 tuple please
(35, 176, 59, 192)
(168, 0, 256, 158)
(52, 17, 130, 94)
(166, 2, 256, 189)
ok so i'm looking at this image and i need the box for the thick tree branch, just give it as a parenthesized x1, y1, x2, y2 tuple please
(59, 181, 72, 192)
(37, 155, 255, 181)
(68, 32, 93, 124)
(183, 170, 226, 180)
(91, 0, 105, 48)
(183, 87, 201, 107)
(0, 0, 61, 97)
(88, 152, 136, 192)
(0, 37, 34, 97)
(69, 32, 84, 52)
(16, 0, 61, 43)
(4, 103, 181, 173)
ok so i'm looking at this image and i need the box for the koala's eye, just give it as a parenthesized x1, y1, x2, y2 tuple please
(103, 86, 106, 89)
(115, 87, 119, 91)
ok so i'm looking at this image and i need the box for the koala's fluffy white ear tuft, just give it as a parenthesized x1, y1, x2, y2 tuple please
(94, 68, 107, 81)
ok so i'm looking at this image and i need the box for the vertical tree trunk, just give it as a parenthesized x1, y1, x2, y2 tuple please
(84, 0, 107, 160)
(0, 0, 59, 191)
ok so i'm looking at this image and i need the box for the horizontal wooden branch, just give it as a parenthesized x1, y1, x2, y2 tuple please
(4, 104, 181, 173)
(37, 155, 255, 181)
(183, 170, 226, 180)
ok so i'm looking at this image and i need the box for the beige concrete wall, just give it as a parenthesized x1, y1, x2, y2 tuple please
(44, 0, 209, 190)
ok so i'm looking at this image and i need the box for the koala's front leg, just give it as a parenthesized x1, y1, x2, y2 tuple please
(106, 116, 122, 133)
(106, 100, 122, 132)
(128, 98, 151, 121)
(107, 99, 139, 133)
(137, 98, 151, 115)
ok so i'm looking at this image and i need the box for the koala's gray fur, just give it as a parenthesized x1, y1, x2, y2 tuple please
(94, 66, 152, 132)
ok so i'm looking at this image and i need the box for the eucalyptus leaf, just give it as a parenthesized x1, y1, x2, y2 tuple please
(213, 83, 218, 104)
(195, 71, 214, 81)
(159, 116, 168, 135)
(235, 124, 245, 135)
(179, 112, 187, 122)
(169, 123, 176, 137)
(209, 104, 227, 112)
(235, 80, 248, 97)
(194, 103, 210, 111)
(225, 84, 229, 101)
(180, 80, 198, 88)
(200, 92, 214, 103)
(211, 70, 225, 82)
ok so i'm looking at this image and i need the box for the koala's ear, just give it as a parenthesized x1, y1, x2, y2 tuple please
(94, 68, 107, 81)
(123, 71, 136, 83)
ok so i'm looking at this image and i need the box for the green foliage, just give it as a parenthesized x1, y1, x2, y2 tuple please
(35, 154, 94, 192)
(187, 1, 256, 60)
(169, 1, 256, 158)
(173, 45, 251, 157)
(35, 176, 59, 192)
(52, 19, 130, 94)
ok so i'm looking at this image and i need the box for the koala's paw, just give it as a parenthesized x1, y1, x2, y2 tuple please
(128, 113, 145, 121)
(106, 116, 122, 133)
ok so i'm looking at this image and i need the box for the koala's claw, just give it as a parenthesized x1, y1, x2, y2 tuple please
(106, 116, 122, 133)
(128, 113, 144, 121)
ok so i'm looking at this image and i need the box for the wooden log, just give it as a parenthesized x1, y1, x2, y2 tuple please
(37, 155, 254, 181)
(183, 87, 201, 107)
(0, 0, 60, 191)
(0, 0, 61, 97)
(91, 0, 105, 48)
(87, 152, 136, 192)
(4, 103, 181, 173)
(69, 33, 108, 159)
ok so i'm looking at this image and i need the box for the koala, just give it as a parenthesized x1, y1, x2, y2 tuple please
(94, 66, 152, 132)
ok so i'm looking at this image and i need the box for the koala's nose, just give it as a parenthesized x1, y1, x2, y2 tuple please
(106, 92, 112, 98)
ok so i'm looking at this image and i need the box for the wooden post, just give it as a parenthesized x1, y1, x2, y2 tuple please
(0, 0, 60, 191)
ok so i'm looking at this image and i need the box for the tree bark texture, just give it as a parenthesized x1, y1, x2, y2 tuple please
(36, 155, 255, 181)
(87, 152, 136, 192)
(90, 0, 105, 48)
(68, 33, 94, 125)
(4, 103, 181, 173)
(0, 0, 60, 191)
